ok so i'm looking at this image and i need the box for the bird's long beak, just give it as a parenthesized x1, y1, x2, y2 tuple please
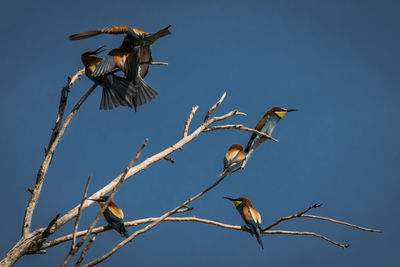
(286, 109, 298, 112)
(223, 197, 235, 201)
(88, 198, 100, 202)
(93, 45, 106, 55)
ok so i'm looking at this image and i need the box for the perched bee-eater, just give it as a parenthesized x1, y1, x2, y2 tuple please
(244, 107, 297, 163)
(70, 25, 171, 82)
(89, 196, 129, 238)
(81, 47, 158, 110)
(224, 197, 264, 250)
(218, 144, 246, 178)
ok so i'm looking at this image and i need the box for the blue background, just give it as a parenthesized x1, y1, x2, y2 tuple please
(1, 0, 399, 266)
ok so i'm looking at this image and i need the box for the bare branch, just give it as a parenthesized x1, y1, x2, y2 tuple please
(210, 110, 247, 123)
(263, 203, 323, 231)
(203, 92, 227, 122)
(82, 174, 229, 266)
(72, 174, 93, 249)
(183, 105, 199, 137)
(53, 93, 238, 233)
(163, 157, 175, 163)
(176, 206, 194, 213)
(22, 81, 96, 237)
(48, 68, 85, 148)
(140, 61, 168, 66)
(60, 139, 148, 267)
(41, 213, 61, 240)
(75, 236, 96, 267)
(301, 215, 382, 233)
(42, 204, 381, 252)
(204, 124, 279, 143)
(265, 230, 350, 249)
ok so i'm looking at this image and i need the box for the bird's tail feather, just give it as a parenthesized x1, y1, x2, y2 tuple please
(100, 87, 123, 110)
(132, 76, 158, 109)
(120, 224, 130, 238)
(99, 75, 136, 110)
(110, 75, 136, 109)
(146, 25, 172, 44)
(255, 227, 264, 250)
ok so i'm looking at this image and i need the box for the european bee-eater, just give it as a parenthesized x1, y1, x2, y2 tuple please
(218, 144, 246, 178)
(81, 47, 158, 110)
(70, 25, 171, 82)
(89, 196, 129, 238)
(244, 107, 297, 163)
(224, 197, 264, 250)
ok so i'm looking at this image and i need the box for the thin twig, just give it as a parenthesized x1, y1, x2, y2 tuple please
(75, 236, 96, 267)
(41, 213, 61, 240)
(60, 139, 148, 267)
(183, 105, 199, 137)
(72, 174, 93, 249)
(204, 124, 279, 143)
(301, 215, 382, 233)
(203, 92, 226, 122)
(140, 61, 168, 66)
(265, 230, 350, 249)
(209, 110, 247, 123)
(263, 204, 323, 231)
(163, 157, 175, 164)
(48, 68, 85, 148)
(22, 81, 96, 237)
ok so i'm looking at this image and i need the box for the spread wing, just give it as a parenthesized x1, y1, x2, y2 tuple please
(69, 25, 141, 40)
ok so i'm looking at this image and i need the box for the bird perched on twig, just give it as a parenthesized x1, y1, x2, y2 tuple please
(70, 25, 171, 84)
(224, 197, 264, 250)
(81, 46, 158, 110)
(89, 195, 129, 238)
(243, 107, 297, 165)
(218, 144, 246, 178)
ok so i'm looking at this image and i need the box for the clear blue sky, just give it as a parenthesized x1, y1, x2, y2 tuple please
(1, 0, 399, 266)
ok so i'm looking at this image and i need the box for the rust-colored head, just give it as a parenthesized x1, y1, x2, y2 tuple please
(224, 197, 253, 208)
(88, 195, 117, 207)
(81, 46, 106, 66)
(228, 144, 244, 151)
(264, 107, 298, 119)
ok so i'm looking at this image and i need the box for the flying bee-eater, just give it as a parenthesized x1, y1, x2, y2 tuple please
(224, 197, 264, 250)
(218, 144, 246, 178)
(89, 196, 129, 238)
(70, 25, 171, 82)
(244, 107, 297, 164)
(81, 47, 158, 110)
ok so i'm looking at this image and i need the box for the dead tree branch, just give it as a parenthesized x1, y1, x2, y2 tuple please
(300, 215, 382, 233)
(82, 172, 230, 266)
(263, 203, 323, 231)
(41, 204, 381, 255)
(23, 78, 96, 237)
(203, 124, 279, 143)
(50, 93, 245, 237)
(60, 139, 148, 266)
(0, 69, 96, 267)
(183, 105, 199, 137)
